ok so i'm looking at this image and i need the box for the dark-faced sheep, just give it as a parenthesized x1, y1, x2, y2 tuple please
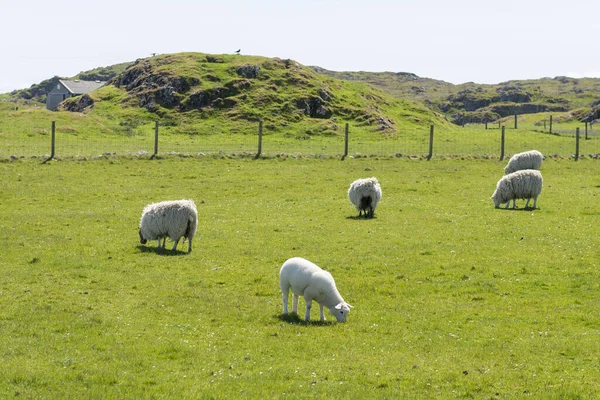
(139, 199, 198, 253)
(348, 177, 382, 218)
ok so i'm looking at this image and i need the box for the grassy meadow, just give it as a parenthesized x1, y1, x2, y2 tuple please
(0, 156, 599, 398)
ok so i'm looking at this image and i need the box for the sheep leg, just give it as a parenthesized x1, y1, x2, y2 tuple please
(525, 198, 531, 209)
(282, 289, 289, 314)
(319, 304, 326, 321)
(172, 238, 179, 251)
(532, 196, 538, 209)
(187, 239, 192, 253)
(504, 202, 510, 210)
(292, 294, 299, 314)
(304, 298, 312, 321)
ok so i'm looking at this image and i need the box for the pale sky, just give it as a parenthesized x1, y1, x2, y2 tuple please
(1, 0, 599, 94)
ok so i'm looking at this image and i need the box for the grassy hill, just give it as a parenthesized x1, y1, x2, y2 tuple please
(312, 67, 600, 125)
(2, 53, 453, 145)
(81, 52, 450, 135)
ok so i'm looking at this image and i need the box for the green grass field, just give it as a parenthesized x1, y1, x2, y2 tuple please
(1, 156, 599, 398)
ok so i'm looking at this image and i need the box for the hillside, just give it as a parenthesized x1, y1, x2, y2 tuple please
(8, 62, 131, 102)
(6, 53, 600, 128)
(55, 52, 451, 136)
(313, 67, 600, 125)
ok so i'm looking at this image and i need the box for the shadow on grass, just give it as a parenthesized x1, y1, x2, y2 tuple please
(136, 245, 190, 256)
(276, 313, 335, 326)
(497, 207, 540, 212)
(346, 215, 378, 220)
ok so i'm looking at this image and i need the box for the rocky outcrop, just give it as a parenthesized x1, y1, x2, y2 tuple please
(236, 64, 260, 79)
(496, 85, 531, 103)
(113, 61, 201, 111)
(60, 94, 94, 112)
(181, 79, 251, 111)
(452, 110, 501, 125)
(295, 96, 332, 118)
(487, 102, 568, 117)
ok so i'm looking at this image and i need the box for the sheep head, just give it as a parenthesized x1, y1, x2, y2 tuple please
(330, 302, 353, 322)
(139, 228, 147, 244)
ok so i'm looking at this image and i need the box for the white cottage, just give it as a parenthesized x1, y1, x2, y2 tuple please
(46, 79, 106, 110)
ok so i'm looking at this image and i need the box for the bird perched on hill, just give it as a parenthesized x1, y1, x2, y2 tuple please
(235, 49, 241, 54)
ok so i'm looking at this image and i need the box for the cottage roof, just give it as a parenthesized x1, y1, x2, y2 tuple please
(59, 79, 106, 95)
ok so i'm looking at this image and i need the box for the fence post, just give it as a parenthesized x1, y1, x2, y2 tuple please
(544, 120, 546, 131)
(500, 126, 505, 161)
(50, 120, 56, 158)
(427, 125, 434, 160)
(151, 120, 159, 159)
(585, 122, 588, 140)
(342, 123, 349, 160)
(514, 114, 518, 129)
(549, 115, 553, 134)
(255, 120, 263, 159)
(575, 127, 580, 161)
(44, 121, 56, 163)
(485, 121, 488, 130)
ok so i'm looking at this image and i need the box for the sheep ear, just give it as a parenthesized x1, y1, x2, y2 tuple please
(335, 303, 342, 310)
(347, 303, 354, 308)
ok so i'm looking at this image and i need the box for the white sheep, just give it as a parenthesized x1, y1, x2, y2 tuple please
(491, 169, 543, 209)
(280, 257, 353, 322)
(348, 177, 382, 218)
(504, 150, 543, 174)
(139, 199, 198, 252)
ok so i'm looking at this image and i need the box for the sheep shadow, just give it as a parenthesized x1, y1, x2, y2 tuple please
(497, 207, 540, 212)
(136, 245, 190, 256)
(346, 215, 378, 220)
(276, 313, 335, 326)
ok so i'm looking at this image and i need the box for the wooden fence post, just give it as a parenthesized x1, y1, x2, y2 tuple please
(255, 120, 263, 159)
(151, 120, 159, 159)
(585, 122, 588, 140)
(342, 123, 349, 160)
(500, 126, 505, 161)
(485, 121, 488, 130)
(575, 127, 580, 161)
(44, 121, 56, 163)
(549, 115, 553, 134)
(50, 120, 56, 159)
(514, 114, 518, 129)
(427, 125, 434, 160)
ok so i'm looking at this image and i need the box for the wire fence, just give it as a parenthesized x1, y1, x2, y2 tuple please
(1, 119, 599, 160)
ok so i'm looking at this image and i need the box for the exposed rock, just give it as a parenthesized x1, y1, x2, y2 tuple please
(60, 94, 94, 112)
(225, 79, 252, 93)
(487, 102, 568, 117)
(206, 55, 224, 63)
(295, 96, 332, 118)
(183, 87, 227, 110)
(452, 110, 501, 125)
(236, 64, 260, 79)
(496, 85, 531, 103)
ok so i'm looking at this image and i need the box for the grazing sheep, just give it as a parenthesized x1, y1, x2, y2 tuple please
(348, 177, 382, 218)
(504, 150, 543, 174)
(280, 257, 353, 322)
(139, 199, 198, 253)
(491, 170, 543, 210)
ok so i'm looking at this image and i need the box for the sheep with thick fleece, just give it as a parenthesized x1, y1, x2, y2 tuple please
(280, 257, 353, 322)
(491, 169, 543, 209)
(504, 150, 543, 174)
(139, 199, 198, 252)
(348, 177, 382, 218)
